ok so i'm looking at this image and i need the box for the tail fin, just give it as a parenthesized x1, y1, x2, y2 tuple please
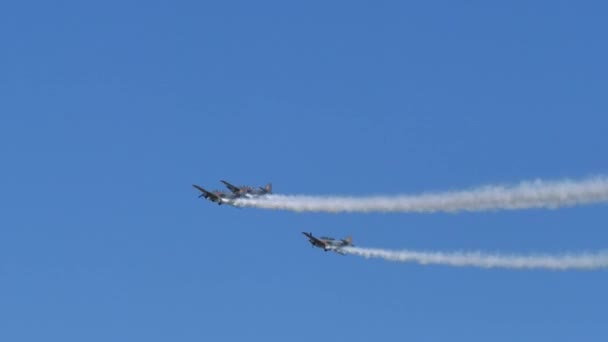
(344, 236, 353, 245)
(262, 183, 272, 194)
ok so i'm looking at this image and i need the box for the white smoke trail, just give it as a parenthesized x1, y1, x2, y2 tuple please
(234, 176, 608, 213)
(342, 247, 608, 270)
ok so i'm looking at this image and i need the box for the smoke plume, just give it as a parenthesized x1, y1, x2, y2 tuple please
(342, 247, 608, 270)
(234, 177, 608, 213)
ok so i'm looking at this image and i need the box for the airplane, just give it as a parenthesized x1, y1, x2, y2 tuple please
(192, 184, 238, 205)
(302, 232, 354, 255)
(221, 180, 272, 198)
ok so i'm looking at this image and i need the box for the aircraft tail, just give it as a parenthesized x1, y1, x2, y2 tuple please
(344, 236, 353, 246)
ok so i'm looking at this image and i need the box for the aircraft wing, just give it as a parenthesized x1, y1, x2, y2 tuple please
(192, 184, 220, 201)
(302, 232, 327, 248)
(221, 180, 241, 194)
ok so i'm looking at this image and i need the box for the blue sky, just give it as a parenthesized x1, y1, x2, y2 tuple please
(1, 1, 607, 341)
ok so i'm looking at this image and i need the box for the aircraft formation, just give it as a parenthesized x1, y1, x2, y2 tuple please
(193, 180, 272, 205)
(193, 177, 608, 270)
(193, 180, 351, 255)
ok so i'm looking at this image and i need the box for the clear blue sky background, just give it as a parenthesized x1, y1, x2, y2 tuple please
(1, 1, 607, 341)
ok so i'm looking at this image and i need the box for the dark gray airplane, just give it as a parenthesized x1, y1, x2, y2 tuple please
(192, 184, 238, 205)
(221, 180, 272, 198)
(302, 232, 354, 255)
